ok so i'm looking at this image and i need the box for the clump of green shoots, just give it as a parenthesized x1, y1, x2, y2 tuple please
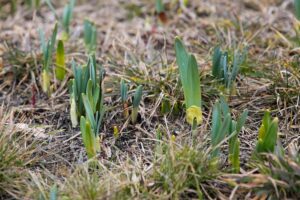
(175, 37, 202, 129)
(69, 55, 104, 127)
(131, 85, 143, 124)
(55, 40, 66, 81)
(120, 79, 129, 118)
(39, 23, 58, 95)
(84, 19, 97, 54)
(255, 110, 278, 154)
(70, 55, 105, 158)
(212, 46, 246, 93)
(211, 97, 248, 173)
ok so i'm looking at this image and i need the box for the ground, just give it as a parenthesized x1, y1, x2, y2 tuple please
(0, 0, 300, 199)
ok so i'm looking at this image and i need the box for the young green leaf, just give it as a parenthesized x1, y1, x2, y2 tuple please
(55, 40, 65, 81)
(80, 116, 96, 159)
(84, 19, 97, 54)
(82, 93, 96, 132)
(133, 85, 143, 108)
(175, 37, 202, 126)
(120, 79, 128, 103)
(155, 0, 164, 13)
(62, 0, 76, 35)
(295, 0, 300, 20)
(131, 85, 143, 123)
(49, 185, 58, 200)
(255, 111, 279, 153)
(212, 46, 222, 78)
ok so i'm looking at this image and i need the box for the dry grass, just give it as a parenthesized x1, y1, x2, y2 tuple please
(1, 0, 300, 199)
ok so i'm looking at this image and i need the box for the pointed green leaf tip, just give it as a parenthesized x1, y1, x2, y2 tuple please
(155, 0, 164, 13)
(255, 110, 278, 153)
(133, 85, 143, 108)
(175, 37, 202, 125)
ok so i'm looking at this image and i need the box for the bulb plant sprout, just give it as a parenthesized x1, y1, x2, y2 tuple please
(39, 23, 58, 95)
(61, 0, 76, 40)
(175, 37, 202, 128)
(84, 19, 97, 54)
(131, 85, 143, 124)
(80, 93, 103, 159)
(55, 40, 66, 81)
(120, 79, 129, 118)
(45, 0, 76, 41)
(70, 55, 105, 158)
(255, 110, 278, 154)
(211, 97, 248, 173)
(69, 55, 104, 127)
(212, 46, 246, 93)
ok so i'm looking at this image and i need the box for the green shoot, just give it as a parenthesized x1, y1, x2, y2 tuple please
(45, 0, 76, 41)
(80, 93, 103, 158)
(113, 126, 119, 139)
(255, 110, 278, 154)
(228, 108, 248, 173)
(84, 19, 97, 54)
(161, 98, 171, 115)
(49, 185, 58, 200)
(39, 23, 58, 95)
(155, 0, 164, 13)
(55, 40, 66, 81)
(175, 37, 202, 127)
(25, 0, 41, 9)
(131, 85, 143, 124)
(120, 79, 129, 118)
(212, 46, 246, 91)
(295, 0, 300, 20)
(211, 97, 248, 172)
(62, 0, 76, 40)
(70, 56, 104, 158)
